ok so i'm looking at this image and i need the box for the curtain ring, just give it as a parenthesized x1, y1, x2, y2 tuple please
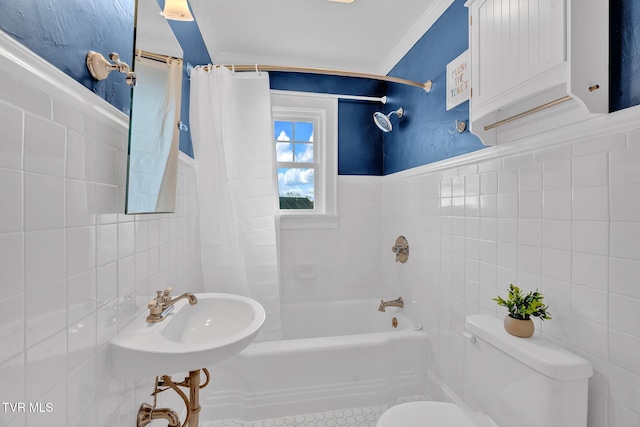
(231, 64, 235, 75)
(255, 64, 261, 75)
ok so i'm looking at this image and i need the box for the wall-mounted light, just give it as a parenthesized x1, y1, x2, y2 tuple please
(86, 51, 136, 86)
(162, 0, 194, 21)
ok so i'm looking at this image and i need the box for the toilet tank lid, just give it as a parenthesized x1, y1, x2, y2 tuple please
(465, 315, 593, 381)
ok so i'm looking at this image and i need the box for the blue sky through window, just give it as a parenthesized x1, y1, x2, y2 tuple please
(274, 121, 315, 203)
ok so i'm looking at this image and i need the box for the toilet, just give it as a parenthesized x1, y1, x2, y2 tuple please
(377, 314, 593, 427)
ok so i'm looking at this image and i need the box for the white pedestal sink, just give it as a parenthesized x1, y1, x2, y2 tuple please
(110, 293, 266, 379)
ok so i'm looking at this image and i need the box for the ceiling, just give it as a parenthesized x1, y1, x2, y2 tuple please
(189, 0, 454, 76)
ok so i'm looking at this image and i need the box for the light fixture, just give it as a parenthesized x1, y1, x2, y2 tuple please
(162, 0, 194, 21)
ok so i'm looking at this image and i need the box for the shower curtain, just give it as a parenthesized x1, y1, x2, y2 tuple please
(190, 66, 282, 340)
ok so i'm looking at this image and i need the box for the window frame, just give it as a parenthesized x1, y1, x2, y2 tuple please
(271, 92, 338, 228)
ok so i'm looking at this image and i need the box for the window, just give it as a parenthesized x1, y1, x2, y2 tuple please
(271, 93, 338, 228)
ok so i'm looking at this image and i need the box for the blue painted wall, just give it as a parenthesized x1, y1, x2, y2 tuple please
(1, 0, 639, 166)
(384, 0, 484, 174)
(0, 0, 135, 114)
(610, 0, 640, 112)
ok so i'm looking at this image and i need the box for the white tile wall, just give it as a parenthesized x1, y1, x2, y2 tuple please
(0, 60, 202, 426)
(380, 115, 640, 427)
(279, 177, 383, 303)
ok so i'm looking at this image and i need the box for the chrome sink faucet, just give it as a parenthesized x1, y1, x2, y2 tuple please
(146, 287, 198, 323)
(378, 296, 404, 312)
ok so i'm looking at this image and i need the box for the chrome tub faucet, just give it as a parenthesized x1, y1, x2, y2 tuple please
(378, 296, 404, 312)
(146, 287, 198, 323)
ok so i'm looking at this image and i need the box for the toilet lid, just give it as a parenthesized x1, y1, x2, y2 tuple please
(377, 401, 478, 427)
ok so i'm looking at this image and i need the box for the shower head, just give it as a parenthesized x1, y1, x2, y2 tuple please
(373, 108, 404, 132)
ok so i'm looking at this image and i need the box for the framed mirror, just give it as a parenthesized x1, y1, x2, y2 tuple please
(125, 0, 184, 214)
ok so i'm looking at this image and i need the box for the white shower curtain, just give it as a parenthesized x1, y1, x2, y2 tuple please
(190, 66, 282, 340)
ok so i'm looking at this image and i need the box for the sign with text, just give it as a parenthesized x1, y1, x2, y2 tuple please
(446, 50, 470, 110)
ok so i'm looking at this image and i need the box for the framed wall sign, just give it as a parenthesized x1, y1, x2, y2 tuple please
(446, 49, 470, 110)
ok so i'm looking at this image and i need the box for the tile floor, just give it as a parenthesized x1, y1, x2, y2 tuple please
(201, 396, 428, 427)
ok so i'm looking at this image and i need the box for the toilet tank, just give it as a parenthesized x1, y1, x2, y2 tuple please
(463, 315, 592, 427)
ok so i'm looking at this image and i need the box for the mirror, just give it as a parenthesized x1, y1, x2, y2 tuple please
(125, 0, 184, 214)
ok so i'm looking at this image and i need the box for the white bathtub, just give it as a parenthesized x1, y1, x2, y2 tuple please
(200, 299, 427, 421)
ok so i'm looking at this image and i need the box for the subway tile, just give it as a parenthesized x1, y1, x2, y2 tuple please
(0, 353, 25, 425)
(518, 245, 542, 275)
(610, 293, 640, 337)
(25, 329, 66, 402)
(0, 73, 51, 118)
(543, 159, 571, 190)
(24, 229, 65, 290)
(497, 218, 517, 243)
(66, 226, 96, 276)
(497, 193, 518, 218)
(24, 173, 65, 230)
(67, 270, 96, 325)
(572, 252, 608, 290)
(610, 184, 640, 221)
(573, 186, 609, 221)
(117, 256, 136, 296)
(610, 329, 640, 375)
(610, 221, 640, 259)
(573, 132, 626, 156)
(96, 224, 117, 267)
(518, 191, 542, 219)
(610, 146, 640, 185)
(480, 171, 498, 194)
(66, 131, 95, 181)
(0, 232, 24, 298)
(118, 222, 135, 259)
(518, 218, 542, 246)
(27, 376, 66, 426)
(66, 179, 96, 227)
(534, 144, 573, 164)
(25, 279, 66, 348)
(480, 194, 498, 217)
(543, 189, 572, 220)
(96, 262, 118, 307)
(572, 152, 608, 188)
(0, 293, 24, 364)
(67, 355, 96, 423)
(608, 399, 640, 427)
(542, 219, 571, 250)
(0, 102, 24, 170)
(572, 221, 609, 256)
(465, 174, 480, 196)
(497, 168, 518, 193)
(503, 152, 533, 169)
(571, 284, 607, 325)
(571, 316, 607, 360)
(542, 248, 571, 282)
(0, 169, 23, 232)
(519, 164, 542, 192)
(23, 114, 65, 176)
(609, 257, 640, 299)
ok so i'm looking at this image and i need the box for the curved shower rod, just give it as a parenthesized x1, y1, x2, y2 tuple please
(203, 64, 433, 92)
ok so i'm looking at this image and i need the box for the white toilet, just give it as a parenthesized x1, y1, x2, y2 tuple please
(377, 314, 593, 427)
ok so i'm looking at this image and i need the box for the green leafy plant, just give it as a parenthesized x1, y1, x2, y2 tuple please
(493, 284, 551, 321)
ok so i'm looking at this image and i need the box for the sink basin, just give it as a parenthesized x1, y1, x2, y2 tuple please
(110, 293, 265, 379)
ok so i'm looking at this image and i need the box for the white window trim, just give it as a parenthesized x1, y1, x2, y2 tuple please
(271, 92, 338, 229)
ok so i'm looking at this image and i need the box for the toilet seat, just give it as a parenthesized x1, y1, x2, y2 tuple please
(377, 401, 478, 427)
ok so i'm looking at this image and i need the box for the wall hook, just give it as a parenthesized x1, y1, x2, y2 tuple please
(449, 119, 467, 134)
(86, 51, 136, 87)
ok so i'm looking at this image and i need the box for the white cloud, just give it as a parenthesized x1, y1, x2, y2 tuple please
(276, 143, 292, 162)
(281, 168, 314, 185)
(277, 130, 290, 141)
(295, 144, 314, 162)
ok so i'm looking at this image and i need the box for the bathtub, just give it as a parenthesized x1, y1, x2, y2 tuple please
(199, 299, 427, 421)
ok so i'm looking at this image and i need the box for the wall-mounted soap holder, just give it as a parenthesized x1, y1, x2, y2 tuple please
(391, 235, 409, 263)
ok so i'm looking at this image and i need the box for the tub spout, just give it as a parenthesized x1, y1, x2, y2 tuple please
(378, 297, 404, 312)
(137, 403, 181, 427)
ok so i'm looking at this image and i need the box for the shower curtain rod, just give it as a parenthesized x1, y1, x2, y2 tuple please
(200, 64, 433, 92)
(136, 49, 182, 64)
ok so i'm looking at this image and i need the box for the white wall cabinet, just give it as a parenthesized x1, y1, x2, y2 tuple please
(465, 0, 608, 145)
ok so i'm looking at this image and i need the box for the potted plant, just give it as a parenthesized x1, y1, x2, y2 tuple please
(493, 284, 551, 338)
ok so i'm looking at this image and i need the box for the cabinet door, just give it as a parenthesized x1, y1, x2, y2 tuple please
(470, 0, 566, 107)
